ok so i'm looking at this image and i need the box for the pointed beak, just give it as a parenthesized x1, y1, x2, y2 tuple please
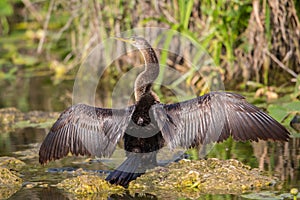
(114, 36, 133, 44)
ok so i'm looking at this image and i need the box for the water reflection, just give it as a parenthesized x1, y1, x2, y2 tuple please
(0, 75, 299, 199)
(10, 187, 241, 200)
(9, 188, 70, 200)
(0, 127, 47, 157)
(1, 124, 299, 199)
(253, 139, 300, 188)
(0, 76, 72, 112)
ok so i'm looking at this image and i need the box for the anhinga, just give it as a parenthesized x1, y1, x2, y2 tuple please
(39, 36, 290, 187)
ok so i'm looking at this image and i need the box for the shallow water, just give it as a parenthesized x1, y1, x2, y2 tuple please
(0, 75, 299, 200)
(1, 117, 298, 199)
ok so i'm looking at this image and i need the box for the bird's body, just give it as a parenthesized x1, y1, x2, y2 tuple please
(39, 36, 290, 187)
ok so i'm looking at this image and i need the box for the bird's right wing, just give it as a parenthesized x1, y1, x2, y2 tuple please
(39, 104, 135, 164)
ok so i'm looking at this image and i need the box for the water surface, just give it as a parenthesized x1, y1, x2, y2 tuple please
(0, 75, 299, 200)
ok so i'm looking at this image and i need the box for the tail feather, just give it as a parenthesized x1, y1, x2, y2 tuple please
(106, 152, 157, 187)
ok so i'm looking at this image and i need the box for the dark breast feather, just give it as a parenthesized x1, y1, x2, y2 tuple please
(39, 104, 135, 164)
(152, 92, 290, 149)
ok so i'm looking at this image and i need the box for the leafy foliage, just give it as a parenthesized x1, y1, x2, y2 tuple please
(0, 0, 299, 110)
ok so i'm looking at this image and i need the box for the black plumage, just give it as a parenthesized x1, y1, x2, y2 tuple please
(39, 36, 289, 187)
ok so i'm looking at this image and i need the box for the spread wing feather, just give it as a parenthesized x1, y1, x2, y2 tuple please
(153, 92, 289, 149)
(39, 104, 135, 164)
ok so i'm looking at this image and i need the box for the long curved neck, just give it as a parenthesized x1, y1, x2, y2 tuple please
(135, 46, 159, 101)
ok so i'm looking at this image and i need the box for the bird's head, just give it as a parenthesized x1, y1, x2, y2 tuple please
(114, 36, 151, 49)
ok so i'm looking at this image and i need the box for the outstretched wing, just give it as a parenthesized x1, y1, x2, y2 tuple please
(152, 92, 289, 149)
(39, 104, 135, 164)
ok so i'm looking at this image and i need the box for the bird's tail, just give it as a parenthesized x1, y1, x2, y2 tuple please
(105, 151, 157, 187)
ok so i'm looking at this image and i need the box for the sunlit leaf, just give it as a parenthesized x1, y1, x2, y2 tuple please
(267, 104, 288, 122)
(0, 0, 13, 16)
(284, 101, 300, 111)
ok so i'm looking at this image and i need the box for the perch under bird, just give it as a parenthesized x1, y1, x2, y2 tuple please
(39, 36, 290, 187)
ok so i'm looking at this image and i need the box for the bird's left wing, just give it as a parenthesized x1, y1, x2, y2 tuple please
(152, 92, 289, 149)
(39, 104, 135, 164)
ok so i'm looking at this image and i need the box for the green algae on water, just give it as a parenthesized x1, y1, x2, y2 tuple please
(0, 167, 23, 199)
(0, 156, 26, 171)
(56, 175, 125, 197)
(0, 107, 59, 132)
(129, 158, 277, 198)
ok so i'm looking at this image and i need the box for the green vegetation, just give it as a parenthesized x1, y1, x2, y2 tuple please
(0, 0, 298, 86)
(0, 2, 298, 198)
(0, 0, 298, 114)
